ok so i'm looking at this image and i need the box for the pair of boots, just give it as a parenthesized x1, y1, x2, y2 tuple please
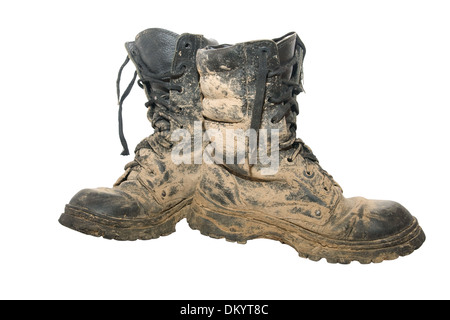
(59, 28, 425, 264)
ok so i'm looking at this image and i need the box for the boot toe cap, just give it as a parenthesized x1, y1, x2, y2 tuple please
(68, 188, 142, 219)
(344, 197, 415, 241)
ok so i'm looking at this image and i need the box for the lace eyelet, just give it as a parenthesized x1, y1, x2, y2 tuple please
(303, 170, 315, 179)
(185, 42, 191, 49)
(177, 64, 187, 73)
(270, 118, 276, 124)
(287, 157, 293, 163)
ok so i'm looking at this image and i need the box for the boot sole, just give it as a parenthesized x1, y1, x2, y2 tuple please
(59, 199, 191, 241)
(188, 198, 425, 264)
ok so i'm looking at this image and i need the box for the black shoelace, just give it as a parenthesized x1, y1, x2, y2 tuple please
(115, 57, 186, 155)
(116, 56, 137, 155)
(251, 36, 304, 145)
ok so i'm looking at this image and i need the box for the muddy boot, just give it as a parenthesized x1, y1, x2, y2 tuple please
(59, 28, 217, 240)
(189, 32, 425, 263)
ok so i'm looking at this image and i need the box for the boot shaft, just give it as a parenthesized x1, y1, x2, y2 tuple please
(118, 28, 217, 154)
(126, 29, 217, 125)
(196, 33, 305, 176)
(196, 32, 305, 148)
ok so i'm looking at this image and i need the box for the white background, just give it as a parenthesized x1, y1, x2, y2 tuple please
(1, 0, 449, 300)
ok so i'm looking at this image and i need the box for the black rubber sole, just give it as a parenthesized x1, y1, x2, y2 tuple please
(188, 199, 426, 264)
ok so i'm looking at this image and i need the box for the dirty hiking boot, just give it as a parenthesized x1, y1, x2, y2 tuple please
(189, 32, 425, 263)
(59, 28, 217, 240)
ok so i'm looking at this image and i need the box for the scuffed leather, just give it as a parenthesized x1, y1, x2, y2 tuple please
(194, 32, 418, 243)
(134, 28, 179, 74)
(68, 29, 214, 221)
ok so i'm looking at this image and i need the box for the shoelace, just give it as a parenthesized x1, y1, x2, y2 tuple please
(116, 56, 137, 155)
(251, 35, 305, 142)
(115, 57, 186, 155)
(252, 36, 341, 192)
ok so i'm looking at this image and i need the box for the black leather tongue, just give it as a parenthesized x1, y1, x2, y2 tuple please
(133, 28, 179, 74)
(275, 32, 297, 79)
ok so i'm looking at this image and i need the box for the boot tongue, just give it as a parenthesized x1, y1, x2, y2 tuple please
(275, 33, 297, 79)
(134, 28, 179, 74)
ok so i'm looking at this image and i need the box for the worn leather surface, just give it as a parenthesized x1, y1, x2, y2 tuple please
(67, 29, 214, 223)
(197, 35, 300, 174)
(197, 40, 283, 130)
(194, 32, 420, 243)
(275, 32, 297, 79)
(134, 28, 179, 74)
(196, 162, 415, 241)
